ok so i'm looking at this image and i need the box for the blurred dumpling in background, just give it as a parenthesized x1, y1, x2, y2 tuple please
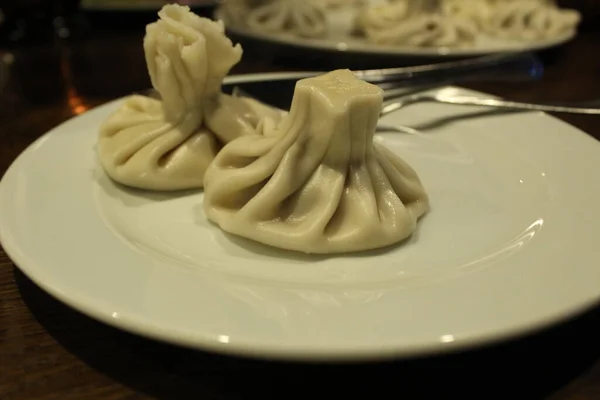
(355, 0, 421, 34)
(221, 0, 365, 38)
(245, 0, 328, 38)
(219, 0, 265, 25)
(484, 0, 581, 42)
(357, 0, 479, 47)
(440, 0, 494, 29)
(220, 0, 582, 49)
(203, 69, 430, 254)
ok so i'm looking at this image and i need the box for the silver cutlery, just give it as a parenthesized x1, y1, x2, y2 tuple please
(222, 52, 542, 110)
(227, 54, 600, 116)
(142, 52, 543, 111)
(381, 87, 600, 116)
(232, 51, 542, 87)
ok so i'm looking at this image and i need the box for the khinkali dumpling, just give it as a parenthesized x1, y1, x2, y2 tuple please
(485, 0, 580, 41)
(355, 0, 420, 33)
(246, 0, 327, 38)
(441, 0, 493, 28)
(98, 95, 219, 191)
(358, 0, 479, 47)
(203, 69, 430, 254)
(98, 4, 278, 191)
(364, 15, 479, 47)
(220, 0, 265, 24)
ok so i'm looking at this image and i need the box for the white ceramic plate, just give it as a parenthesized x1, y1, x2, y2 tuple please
(216, 9, 576, 58)
(2, 77, 600, 362)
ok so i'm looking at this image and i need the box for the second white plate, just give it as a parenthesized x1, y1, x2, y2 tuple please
(1, 79, 600, 362)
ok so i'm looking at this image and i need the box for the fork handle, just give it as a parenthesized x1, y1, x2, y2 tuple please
(370, 52, 543, 90)
(436, 95, 600, 115)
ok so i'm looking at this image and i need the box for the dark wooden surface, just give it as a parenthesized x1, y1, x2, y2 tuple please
(2, 25, 600, 400)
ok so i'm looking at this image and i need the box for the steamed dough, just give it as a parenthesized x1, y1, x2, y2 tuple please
(97, 4, 283, 191)
(203, 69, 430, 254)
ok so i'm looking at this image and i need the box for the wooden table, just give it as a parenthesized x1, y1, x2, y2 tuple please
(2, 27, 600, 400)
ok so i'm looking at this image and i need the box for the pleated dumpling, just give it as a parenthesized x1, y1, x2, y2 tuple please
(97, 4, 279, 191)
(203, 69, 430, 254)
(98, 94, 219, 191)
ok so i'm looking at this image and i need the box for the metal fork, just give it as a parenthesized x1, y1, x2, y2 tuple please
(219, 52, 543, 116)
(223, 52, 600, 116)
(380, 87, 600, 116)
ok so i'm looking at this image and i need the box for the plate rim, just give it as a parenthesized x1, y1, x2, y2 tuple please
(2, 76, 600, 362)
